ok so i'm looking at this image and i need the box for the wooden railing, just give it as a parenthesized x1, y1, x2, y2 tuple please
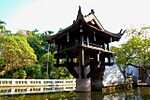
(0, 79, 76, 95)
(0, 79, 76, 87)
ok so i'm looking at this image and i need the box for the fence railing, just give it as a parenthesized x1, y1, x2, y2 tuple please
(0, 79, 76, 87)
(0, 79, 76, 95)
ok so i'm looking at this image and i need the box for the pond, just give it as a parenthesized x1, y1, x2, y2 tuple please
(0, 87, 149, 100)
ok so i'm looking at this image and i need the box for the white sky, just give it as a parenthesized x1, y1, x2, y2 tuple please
(1, 0, 150, 45)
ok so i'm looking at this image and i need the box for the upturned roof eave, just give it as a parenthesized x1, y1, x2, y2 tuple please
(87, 24, 123, 40)
(46, 20, 123, 43)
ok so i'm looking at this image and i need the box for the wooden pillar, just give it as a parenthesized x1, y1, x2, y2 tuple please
(87, 35, 89, 46)
(107, 43, 109, 51)
(81, 34, 84, 45)
(102, 42, 105, 50)
(110, 37, 112, 42)
(81, 48, 85, 79)
(94, 31, 96, 41)
(97, 52, 101, 68)
(67, 32, 69, 42)
(91, 52, 104, 91)
(76, 48, 91, 92)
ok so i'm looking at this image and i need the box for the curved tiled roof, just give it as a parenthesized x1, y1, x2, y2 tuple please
(46, 6, 124, 43)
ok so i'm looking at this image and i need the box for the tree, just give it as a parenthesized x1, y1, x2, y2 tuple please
(0, 19, 11, 35)
(0, 35, 37, 76)
(110, 27, 150, 66)
(0, 19, 6, 34)
(40, 52, 54, 78)
(26, 30, 56, 61)
(25, 64, 42, 79)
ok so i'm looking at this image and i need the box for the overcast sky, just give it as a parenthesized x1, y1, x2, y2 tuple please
(0, 0, 150, 45)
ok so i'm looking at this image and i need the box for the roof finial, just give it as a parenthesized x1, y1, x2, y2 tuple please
(76, 6, 84, 21)
(91, 9, 95, 14)
(78, 6, 82, 14)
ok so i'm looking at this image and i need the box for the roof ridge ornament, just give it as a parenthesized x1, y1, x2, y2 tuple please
(78, 6, 82, 14)
(91, 9, 95, 14)
(76, 6, 84, 21)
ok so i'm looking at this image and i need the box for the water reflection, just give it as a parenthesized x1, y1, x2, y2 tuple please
(103, 87, 150, 100)
(0, 86, 76, 95)
(0, 87, 149, 100)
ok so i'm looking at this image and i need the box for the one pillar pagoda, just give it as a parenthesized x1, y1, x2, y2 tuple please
(46, 7, 124, 91)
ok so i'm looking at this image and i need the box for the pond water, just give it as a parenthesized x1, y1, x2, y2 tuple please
(0, 87, 149, 100)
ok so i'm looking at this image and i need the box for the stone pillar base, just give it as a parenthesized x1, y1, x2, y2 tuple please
(76, 79, 91, 92)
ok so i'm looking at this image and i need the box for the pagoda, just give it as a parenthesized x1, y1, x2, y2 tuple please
(46, 6, 124, 91)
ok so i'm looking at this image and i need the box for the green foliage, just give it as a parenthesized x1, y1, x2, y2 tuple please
(0, 35, 37, 67)
(13, 70, 27, 79)
(0, 35, 37, 76)
(26, 30, 56, 61)
(40, 52, 54, 78)
(57, 28, 64, 33)
(0, 68, 27, 79)
(25, 64, 42, 79)
(110, 27, 150, 66)
(40, 51, 73, 79)
(0, 19, 6, 34)
(40, 52, 54, 65)
(27, 32, 48, 60)
(0, 64, 42, 79)
(0, 19, 74, 79)
(0, 20, 11, 35)
(50, 67, 74, 79)
(0, 57, 4, 66)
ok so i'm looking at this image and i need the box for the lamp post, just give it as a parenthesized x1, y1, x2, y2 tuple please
(47, 43, 50, 79)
